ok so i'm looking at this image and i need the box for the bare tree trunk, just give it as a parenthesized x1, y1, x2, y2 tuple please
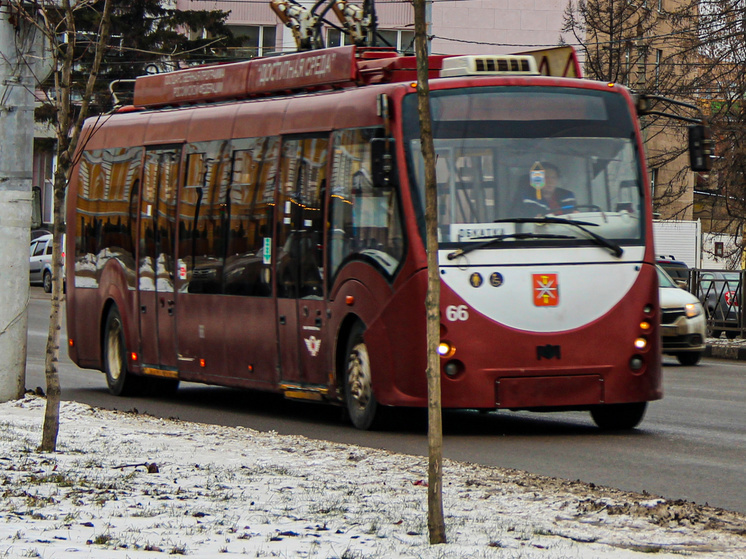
(413, 0, 446, 545)
(39, 170, 66, 451)
(30, 0, 113, 452)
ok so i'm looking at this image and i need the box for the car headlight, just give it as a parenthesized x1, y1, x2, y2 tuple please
(685, 302, 703, 318)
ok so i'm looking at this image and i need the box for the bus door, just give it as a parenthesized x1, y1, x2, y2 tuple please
(276, 136, 330, 388)
(138, 146, 181, 371)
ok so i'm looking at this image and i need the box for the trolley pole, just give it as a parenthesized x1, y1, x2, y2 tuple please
(0, 0, 36, 402)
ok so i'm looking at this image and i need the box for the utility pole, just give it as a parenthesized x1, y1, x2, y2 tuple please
(0, 0, 37, 401)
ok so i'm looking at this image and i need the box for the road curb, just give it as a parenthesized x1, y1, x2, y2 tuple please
(705, 344, 746, 360)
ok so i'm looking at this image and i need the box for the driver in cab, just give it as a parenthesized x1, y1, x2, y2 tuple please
(518, 162, 576, 217)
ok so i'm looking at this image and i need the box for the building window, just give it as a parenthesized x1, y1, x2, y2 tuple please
(230, 25, 277, 58)
(327, 28, 346, 48)
(650, 168, 658, 198)
(327, 27, 414, 54)
(654, 49, 661, 84)
(624, 44, 632, 86)
(378, 29, 415, 54)
(635, 42, 647, 87)
(715, 242, 724, 257)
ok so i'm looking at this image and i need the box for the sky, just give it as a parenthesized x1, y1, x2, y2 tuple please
(0, 395, 744, 559)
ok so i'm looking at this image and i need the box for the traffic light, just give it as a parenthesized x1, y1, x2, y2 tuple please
(688, 124, 713, 173)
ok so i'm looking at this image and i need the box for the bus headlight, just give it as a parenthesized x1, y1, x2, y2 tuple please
(685, 302, 703, 318)
(438, 342, 455, 358)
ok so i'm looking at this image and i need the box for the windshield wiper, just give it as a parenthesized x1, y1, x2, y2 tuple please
(492, 218, 624, 258)
(447, 232, 574, 260)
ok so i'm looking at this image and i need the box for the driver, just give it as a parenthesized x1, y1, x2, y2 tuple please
(518, 163, 576, 217)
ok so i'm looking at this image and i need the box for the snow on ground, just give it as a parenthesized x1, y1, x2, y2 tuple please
(0, 396, 744, 559)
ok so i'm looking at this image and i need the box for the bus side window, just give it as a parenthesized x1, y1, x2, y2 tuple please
(329, 128, 404, 279)
(223, 137, 277, 297)
(276, 136, 328, 299)
(179, 142, 232, 295)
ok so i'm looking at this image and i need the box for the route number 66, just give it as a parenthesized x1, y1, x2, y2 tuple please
(445, 305, 469, 321)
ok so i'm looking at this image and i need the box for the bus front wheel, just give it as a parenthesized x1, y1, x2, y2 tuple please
(103, 307, 143, 397)
(590, 402, 647, 430)
(344, 323, 378, 430)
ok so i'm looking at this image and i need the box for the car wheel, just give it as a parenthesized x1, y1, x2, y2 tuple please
(725, 330, 739, 339)
(43, 271, 52, 293)
(676, 352, 701, 366)
(590, 402, 647, 430)
(103, 306, 144, 396)
(344, 322, 379, 430)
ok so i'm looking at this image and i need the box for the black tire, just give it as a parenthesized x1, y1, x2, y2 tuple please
(725, 330, 739, 340)
(43, 271, 52, 293)
(343, 322, 378, 430)
(590, 402, 647, 430)
(676, 352, 702, 366)
(103, 307, 144, 396)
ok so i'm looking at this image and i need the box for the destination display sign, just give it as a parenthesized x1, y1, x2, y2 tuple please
(449, 223, 516, 242)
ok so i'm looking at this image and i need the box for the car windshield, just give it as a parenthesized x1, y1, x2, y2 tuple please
(402, 86, 644, 249)
(657, 265, 677, 288)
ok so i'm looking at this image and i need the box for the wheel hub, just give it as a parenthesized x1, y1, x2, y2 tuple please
(347, 342, 371, 411)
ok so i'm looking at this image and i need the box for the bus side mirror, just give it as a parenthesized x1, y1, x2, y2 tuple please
(371, 138, 397, 188)
(688, 124, 713, 173)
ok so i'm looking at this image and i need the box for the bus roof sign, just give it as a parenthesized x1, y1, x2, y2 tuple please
(247, 46, 357, 93)
(133, 46, 359, 108)
(133, 61, 251, 108)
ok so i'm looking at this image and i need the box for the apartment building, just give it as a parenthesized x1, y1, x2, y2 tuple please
(176, 0, 572, 57)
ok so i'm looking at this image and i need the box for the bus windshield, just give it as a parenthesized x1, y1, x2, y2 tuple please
(402, 86, 644, 248)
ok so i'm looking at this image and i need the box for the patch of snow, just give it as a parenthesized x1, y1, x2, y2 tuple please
(0, 395, 744, 558)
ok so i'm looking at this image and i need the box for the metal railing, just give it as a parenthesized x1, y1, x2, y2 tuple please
(687, 269, 744, 339)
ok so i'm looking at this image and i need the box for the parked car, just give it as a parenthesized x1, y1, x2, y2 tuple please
(31, 228, 52, 241)
(694, 270, 742, 339)
(656, 255, 690, 287)
(658, 265, 706, 365)
(29, 233, 65, 293)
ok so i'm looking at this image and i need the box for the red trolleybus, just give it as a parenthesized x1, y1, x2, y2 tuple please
(66, 46, 664, 430)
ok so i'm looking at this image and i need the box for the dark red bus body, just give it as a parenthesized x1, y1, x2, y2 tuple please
(66, 47, 661, 428)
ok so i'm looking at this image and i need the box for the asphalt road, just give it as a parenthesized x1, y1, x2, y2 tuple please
(24, 288, 746, 514)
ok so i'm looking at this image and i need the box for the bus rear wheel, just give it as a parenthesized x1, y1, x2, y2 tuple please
(344, 323, 378, 430)
(590, 402, 647, 430)
(103, 307, 143, 396)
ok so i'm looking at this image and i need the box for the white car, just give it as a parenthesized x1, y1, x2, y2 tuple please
(29, 233, 65, 293)
(658, 265, 706, 365)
